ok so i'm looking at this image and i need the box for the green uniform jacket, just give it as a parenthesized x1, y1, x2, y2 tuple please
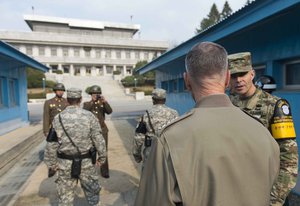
(135, 94, 280, 206)
(83, 100, 112, 133)
(43, 97, 68, 135)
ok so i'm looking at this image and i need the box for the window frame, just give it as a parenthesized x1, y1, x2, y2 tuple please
(284, 59, 300, 89)
(8, 78, 18, 107)
(51, 47, 57, 56)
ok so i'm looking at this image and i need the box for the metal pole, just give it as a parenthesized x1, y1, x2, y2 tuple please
(42, 78, 45, 95)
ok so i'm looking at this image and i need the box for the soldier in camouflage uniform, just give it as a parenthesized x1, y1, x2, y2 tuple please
(132, 88, 179, 167)
(228, 52, 298, 206)
(44, 88, 106, 206)
(43, 83, 68, 136)
(83, 85, 112, 178)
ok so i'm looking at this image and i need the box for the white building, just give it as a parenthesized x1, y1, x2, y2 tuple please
(0, 15, 169, 79)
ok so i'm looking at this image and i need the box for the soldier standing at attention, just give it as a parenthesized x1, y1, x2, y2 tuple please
(43, 83, 68, 136)
(83, 85, 112, 178)
(134, 42, 280, 206)
(228, 52, 298, 206)
(132, 88, 178, 167)
(44, 88, 106, 206)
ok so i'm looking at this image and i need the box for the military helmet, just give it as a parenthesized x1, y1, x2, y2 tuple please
(89, 85, 102, 94)
(53, 83, 65, 91)
(255, 75, 277, 93)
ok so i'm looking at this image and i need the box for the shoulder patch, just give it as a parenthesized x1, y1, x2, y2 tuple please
(271, 99, 296, 139)
(161, 109, 194, 133)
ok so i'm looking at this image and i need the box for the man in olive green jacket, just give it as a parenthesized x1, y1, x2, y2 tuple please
(134, 42, 280, 206)
(83, 85, 112, 178)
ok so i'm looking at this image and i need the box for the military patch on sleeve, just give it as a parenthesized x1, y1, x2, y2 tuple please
(271, 99, 296, 139)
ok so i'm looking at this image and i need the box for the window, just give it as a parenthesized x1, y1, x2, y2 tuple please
(85, 50, 91, 57)
(178, 78, 187, 92)
(105, 50, 111, 58)
(106, 66, 113, 74)
(135, 51, 140, 59)
(0, 78, 3, 107)
(9, 79, 17, 107)
(26, 46, 33, 55)
(126, 51, 131, 59)
(169, 79, 178, 93)
(74, 48, 80, 57)
(38, 46, 45, 56)
(51, 47, 57, 56)
(285, 61, 300, 88)
(96, 49, 101, 58)
(161, 81, 169, 92)
(63, 66, 69, 73)
(63, 48, 69, 57)
(86, 68, 91, 74)
(126, 66, 133, 74)
(144, 52, 149, 60)
(116, 50, 121, 59)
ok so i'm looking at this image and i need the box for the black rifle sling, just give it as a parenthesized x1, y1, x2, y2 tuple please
(146, 110, 155, 134)
(59, 114, 81, 155)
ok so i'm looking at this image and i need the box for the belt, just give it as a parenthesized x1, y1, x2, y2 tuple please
(57, 152, 91, 160)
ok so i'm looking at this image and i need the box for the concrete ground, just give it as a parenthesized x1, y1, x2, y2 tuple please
(12, 119, 141, 206)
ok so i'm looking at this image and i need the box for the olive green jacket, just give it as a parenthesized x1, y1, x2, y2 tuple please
(83, 100, 112, 133)
(135, 94, 280, 206)
(43, 97, 68, 135)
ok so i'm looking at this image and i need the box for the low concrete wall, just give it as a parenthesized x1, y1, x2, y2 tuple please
(135, 92, 144, 100)
(0, 129, 44, 177)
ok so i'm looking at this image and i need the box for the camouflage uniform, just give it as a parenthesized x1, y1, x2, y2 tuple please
(83, 98, 112, 178)
(44, 88, 106, 206)
(43, 96, 68, 136)
(231, 88, 298, 205)
(133, 89, 179, 167)
(229, 52, 298, 206)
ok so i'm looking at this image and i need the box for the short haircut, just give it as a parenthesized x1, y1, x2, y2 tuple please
(185, 42, 228, 82)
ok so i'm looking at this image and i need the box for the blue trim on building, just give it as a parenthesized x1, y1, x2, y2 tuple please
(0, 40, 49, 135)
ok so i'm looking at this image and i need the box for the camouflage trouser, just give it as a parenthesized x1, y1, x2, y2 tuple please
(100, 132, 109, 177)
(270, 139, 298, 206)
(56, 159, 101, 206)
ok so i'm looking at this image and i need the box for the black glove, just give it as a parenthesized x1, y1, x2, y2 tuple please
(48, 168, 56, 178)
(133, 154, 142, 163)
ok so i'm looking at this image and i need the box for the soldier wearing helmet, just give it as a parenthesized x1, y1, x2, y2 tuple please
(43, 83, 68, 136)
(229, 52, 298, 206)
(255, 75, 277, 94)
(83, 85, 112, 178)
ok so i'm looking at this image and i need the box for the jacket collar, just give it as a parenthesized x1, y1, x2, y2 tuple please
(195, 94, 233, 108)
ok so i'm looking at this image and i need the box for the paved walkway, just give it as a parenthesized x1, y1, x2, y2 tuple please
(3, 119, 141, 206)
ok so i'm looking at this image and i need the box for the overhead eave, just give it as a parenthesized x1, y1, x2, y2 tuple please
(0, 40, 49, 72)
(138, 0, 300, 74)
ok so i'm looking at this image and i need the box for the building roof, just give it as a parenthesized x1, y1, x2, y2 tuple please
(137, 0, 300, 74)
(0, 40, 49, 72)
(24, 14, 141, 34)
